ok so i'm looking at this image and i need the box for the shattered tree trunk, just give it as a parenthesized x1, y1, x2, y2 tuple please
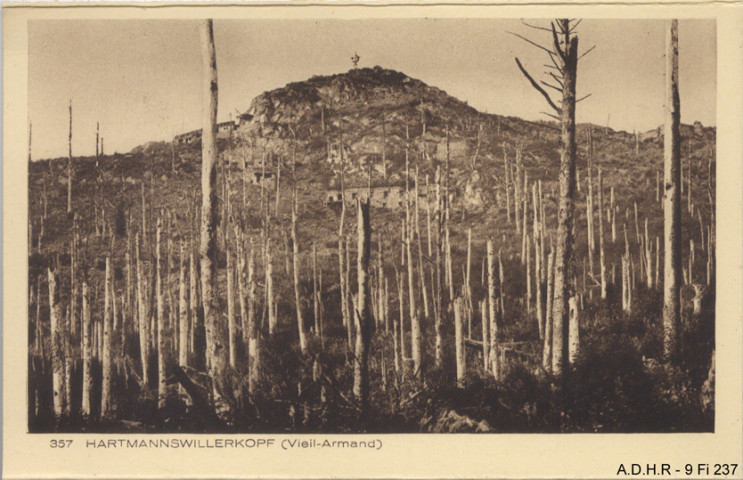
(550, 23, 578, 379)
(199, 19, 230, 407)
(663, 19, 682, 363)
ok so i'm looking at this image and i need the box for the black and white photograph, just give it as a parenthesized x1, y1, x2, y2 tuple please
(4, 4, 742, 479)
(24, 16, 718, 434)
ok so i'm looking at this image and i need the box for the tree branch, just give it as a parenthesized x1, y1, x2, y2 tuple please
(576, 93, 593, 103)
(508, 31, 554, 56)
(551, 22, 566, 61)
(578, 45, 597, 61)
(547, 50, 564, 73)
(522, 21, 553, 32)
(515, 57, 562, 114)
(541, 112, 562, 122)
(521, 118, 561, 132)
(541, 80, 563, 93)
(548, 72, 564, 88)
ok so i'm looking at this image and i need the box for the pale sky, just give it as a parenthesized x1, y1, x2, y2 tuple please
(28, 19, 716, 159)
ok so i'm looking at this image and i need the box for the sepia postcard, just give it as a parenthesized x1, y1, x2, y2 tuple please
(2, 1, 742, 479)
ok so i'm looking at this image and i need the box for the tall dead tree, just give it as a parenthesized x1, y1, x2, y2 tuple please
(598, 167, 607, 299)
(81, 281, 92, 417)
(353, 199, 371, 417)
(67, 100, 73, 214)
(663, 19, 682, 363)
(136, 233, 149, 386)
(101, 256, 114, 416)
(156, 217, 167, 409)
(514, 19, 588, 378)
(199, 19, 230, 406)
(586, 127, 595, 274)
(48, 266, 65, 417)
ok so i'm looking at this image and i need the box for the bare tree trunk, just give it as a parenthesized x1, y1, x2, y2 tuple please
(568, 295, 579, 364)
(353, 200, 371, 418)
(480, 298, 489, 369)
(189, 247, 198, 356)
(179, 241, 189, 370)
(405, 145, 421, 379)
(292, 188, 308, 354)
(248, 247, 260, 394)
(543, 246, 555, 373)
(199, 19, 230, 407)
(226, 238, 237, 367)
(586, 128, 595, 274)
(67, 100, 73, 214)
(313, 243, 320, 341)
(533, 184, 544, 339)
(644, 219, 653, 288)
(487, 240, 498, 379)
(136, 233, 149, 387)
(610, 186, 616, 243)
(663, 19, 682, 363)
(101, 256, 114, 416)
(514, 145, 522, 234)
(396, 269, 406, 379)
(598, 167, 607, 299)
(550, 22, 578, 379)
(156, 217, 167, 409)
(266, 241, 276, 335)
(81, 281, 92, 416)
(415, 171, 429, 320)
(454, 297, 465, 386)
(48, 266, 65, 417)
(504, 143, 511, 223)
(522, 171, 529, 263)
(434, 167, 444, 368)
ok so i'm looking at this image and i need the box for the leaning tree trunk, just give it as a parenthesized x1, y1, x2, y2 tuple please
(199, 19, 230, 407)
(551, 23, 578, 379)
(663, 19, 682, 363)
